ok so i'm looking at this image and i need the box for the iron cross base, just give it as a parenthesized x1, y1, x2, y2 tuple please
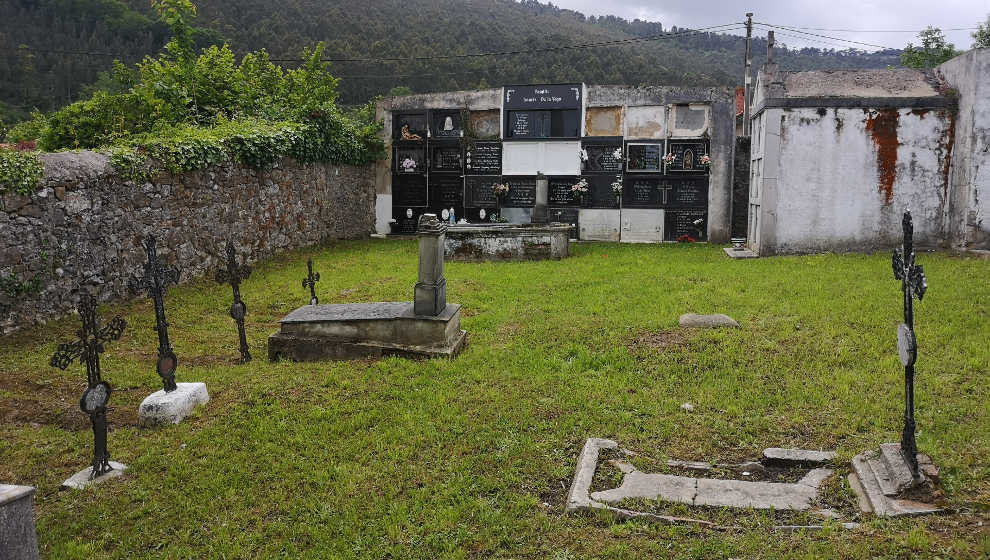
(848, 443, 943, 517)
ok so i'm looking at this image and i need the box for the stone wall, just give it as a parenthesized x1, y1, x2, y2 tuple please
(0, 151, 375, 333)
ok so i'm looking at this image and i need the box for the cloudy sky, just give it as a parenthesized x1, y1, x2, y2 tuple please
(551, 0, 989, 51)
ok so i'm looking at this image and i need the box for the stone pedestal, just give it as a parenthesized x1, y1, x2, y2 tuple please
(61, 462, 128, 490)
(414, 214, 447, 317)
(0, 485, 39, 560)
(849, 443, 941, 516)
(137, 382, 210, 428)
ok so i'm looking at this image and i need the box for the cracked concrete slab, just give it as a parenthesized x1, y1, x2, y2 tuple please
(694, 478, 820, 510)
(591, 472, 697, 504)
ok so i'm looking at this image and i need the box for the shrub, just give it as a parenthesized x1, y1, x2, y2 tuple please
(0, 149, 45, 195)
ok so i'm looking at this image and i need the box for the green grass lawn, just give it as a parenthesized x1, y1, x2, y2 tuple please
(1, 240, 988, 559)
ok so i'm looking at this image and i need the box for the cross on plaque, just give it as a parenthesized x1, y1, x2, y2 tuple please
(891, 209, 928, 476)
(215, 242, 252, 363)
(302, 258, 321, 305)
(129, 235, 180, 392)
(658, 181, 673, 205)
(50, 294, 126, 477)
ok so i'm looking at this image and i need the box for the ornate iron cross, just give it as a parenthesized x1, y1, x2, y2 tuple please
(129, 235, 180, 392)
(50, 294, 126, 478)
(892, 209, 927, 477)
(215, 242, 252, 363)
(302, 258, 321, 305)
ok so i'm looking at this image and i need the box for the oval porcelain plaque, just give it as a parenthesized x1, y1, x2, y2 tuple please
(80, 381, 111, 414)
(897, 323, 917, 367)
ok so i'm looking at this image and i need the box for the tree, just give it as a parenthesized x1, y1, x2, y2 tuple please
(973, 14, 990, 49)
(901, 27, 958, 68)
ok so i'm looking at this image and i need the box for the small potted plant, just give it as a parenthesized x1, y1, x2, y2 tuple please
(662, 153, 676, 167)
(611, 176, 623, 206)
(571, 178, 590, 205)
(699, 154, 712, 169)
(400, 157, 418, 173)
(492, 182, 509, 215)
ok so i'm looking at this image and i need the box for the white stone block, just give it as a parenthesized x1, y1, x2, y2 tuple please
(61, 462, 128, 490)
(138, 382, 209, 428)
(578, 209, 620, 241)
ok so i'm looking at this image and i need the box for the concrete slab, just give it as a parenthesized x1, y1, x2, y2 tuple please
(694, 478, 818, 510)
(565, 438, 617, 512)
(591, 472, 696, 504)
(138, 382, 209, 428)
(880, 443, 922, 493)
(678, 313, 739, 328)
(61, 462, 128, 490)
(763, 448, 837, 467)
(0, 485, 39, 560)
(723, 247, 758, 259)
(850, 447, 942, 517)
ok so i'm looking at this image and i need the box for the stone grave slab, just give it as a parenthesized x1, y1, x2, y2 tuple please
(138, 382, 210, 428)
(762, 448, 837, 467)
(679, 313, 739, 328)
(62, 462, 128, 490)
(724, 247, 758, 259)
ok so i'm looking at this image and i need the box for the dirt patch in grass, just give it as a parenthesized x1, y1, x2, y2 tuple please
(0, 373, 139, 430)
(589, 448, 627, 493)
(626, 330, 689, 354)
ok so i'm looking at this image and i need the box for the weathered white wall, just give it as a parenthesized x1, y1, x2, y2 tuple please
(502, 141, 581, 176)
(938, 50, 990, 249)
(764, 107, 954, 254)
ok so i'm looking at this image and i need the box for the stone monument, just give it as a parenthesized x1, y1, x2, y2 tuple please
(0, 485, 40, 560)
(848, 210, 942, 516)
(268, 214, 466, 361)
(130, 235, 209, 428)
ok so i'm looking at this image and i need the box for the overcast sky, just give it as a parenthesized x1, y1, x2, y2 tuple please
(550, 0, 989, 51)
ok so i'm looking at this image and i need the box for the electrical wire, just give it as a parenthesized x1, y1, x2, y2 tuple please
(754, 22, 901, 50)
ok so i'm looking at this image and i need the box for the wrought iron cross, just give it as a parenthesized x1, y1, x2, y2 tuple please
(50, 294, 126, 477)
(215, 241, 252, 363)
(129, 235, 180, 392)
(892, 209, 927, 477)
(302, 258, 321, 305)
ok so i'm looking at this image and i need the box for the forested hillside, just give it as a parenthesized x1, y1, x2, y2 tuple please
(1, 0, 903, 120)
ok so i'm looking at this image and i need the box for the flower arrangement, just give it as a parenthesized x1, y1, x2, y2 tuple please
(571, 178, 589, 197)
(489, 213, 509, 223)
(662, 153, 676, 165)
(699, 154, 712, 167)
(492, 183, 510, 197)
(610, 178, 623, 195)
(677, 234, 697, 243)
(612, 147, 623, 160)
(401, 157, 417, 172)
(579, 148, 589, 162)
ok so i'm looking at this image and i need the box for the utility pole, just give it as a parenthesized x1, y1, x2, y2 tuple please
(742, 12, 754, 137)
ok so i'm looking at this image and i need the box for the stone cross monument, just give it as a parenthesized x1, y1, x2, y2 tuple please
(414, 214, 447, 316)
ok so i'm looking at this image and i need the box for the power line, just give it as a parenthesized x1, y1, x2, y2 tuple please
(754, 23, 980, 33)
(754, 22, 899, 50)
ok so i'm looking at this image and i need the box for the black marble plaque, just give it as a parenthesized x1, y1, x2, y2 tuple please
(430, 144, 462, 172)
(582, 141, 623, 173)
(463, 206, 494, 223)
(549, 207, 579, 238)
(504, 84, 582, 110)
(549, 176, 580, 206)
(391, 206, 428, 235)
(429, 173, 464, 209)
(585, 175, 620, 209)
(626, 143, 663, 172)
(503, 177, 537, 207)
(394, 146, 426, 174)
(465, 141, 502, 175)
(668, 177, 709, 208)
(664, 209, 708, 241)
(393, 174, 428, 207)
(623, 176, 662, 208)
(392, 113, 427, 141)
(431, 110, 462, 138)
(464, 175, 498, 209)
(507, 111, 549, 139)
(666, 140, 710, 174)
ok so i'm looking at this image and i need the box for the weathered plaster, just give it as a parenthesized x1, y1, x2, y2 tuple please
(585, 106, 624, 136)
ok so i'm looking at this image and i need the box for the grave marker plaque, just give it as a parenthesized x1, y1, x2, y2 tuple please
(666, 140, 709, 174)
(393, 174, 428, 207)
(582, 140, 623, 173)
(431, 110, 462, 138)
(623, 176, 663, 208)
(549, 207, 579, 238)
(549, 176, 580, 206)
(429, 173, 464, 215)
(393, 113, 427, 141)
(503, 177, 537, 208)
(504, 84, 582, 110)
(430, 144, 463, 172)
(584, 175, 620, 209)
(507, 111, 550, 138)
(392, 207, 427, 235)
(464, 175, 498, 209)
(668, 177, 709, 208)
(465, 142, 501, 175)
(664, 209, 708, 241)
(394, 146, 426, 174)
(626, 142, 663, 173)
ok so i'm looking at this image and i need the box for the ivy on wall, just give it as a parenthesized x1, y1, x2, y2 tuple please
(0, 149, 44, 195)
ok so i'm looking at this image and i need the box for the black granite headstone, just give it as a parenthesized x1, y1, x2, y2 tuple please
(664, 209, 708, 241)
(549, 207, 579, 238)
(504, 84, 582, 110)
(507, 111, 550, 138)
(464, 175, 499, 209)
(391, 206, 428, 235)
(549, 176, 580, 207)
(666, 140, 710, 174)
(430, 144, 463, 172)
(584, 175, 620, 209)
(581, 140, 623, 174)
(626, 142, 663, 173)
(394, 146, 426, 174)
(667, 177, 709, 208)
(393, 174, 428, 207)
(465, 142, 502, 175)
(502, 177, 537, 208)
(428, 173, 464, 218)
(622, 176, 663, 208)
(431, 110, 463, 138)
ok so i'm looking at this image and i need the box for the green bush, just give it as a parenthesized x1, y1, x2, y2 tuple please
(0, 149, 45, 195)
(6, 112, 48, 144)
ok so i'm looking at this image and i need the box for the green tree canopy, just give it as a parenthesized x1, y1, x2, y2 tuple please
(901, 27, 958, 68)
(973, 14, 990, 49)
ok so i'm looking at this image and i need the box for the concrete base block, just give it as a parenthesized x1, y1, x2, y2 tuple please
(61, 462, 128, 490)
(138, 382, 210, 428)
(679, 313, 739, 328)
(723, 247, 758, 259)
(269, 302, 466, 362)
(850, 445, 942, 517)
(0, 485, 39, 560)
(762, 448, 837, 467)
